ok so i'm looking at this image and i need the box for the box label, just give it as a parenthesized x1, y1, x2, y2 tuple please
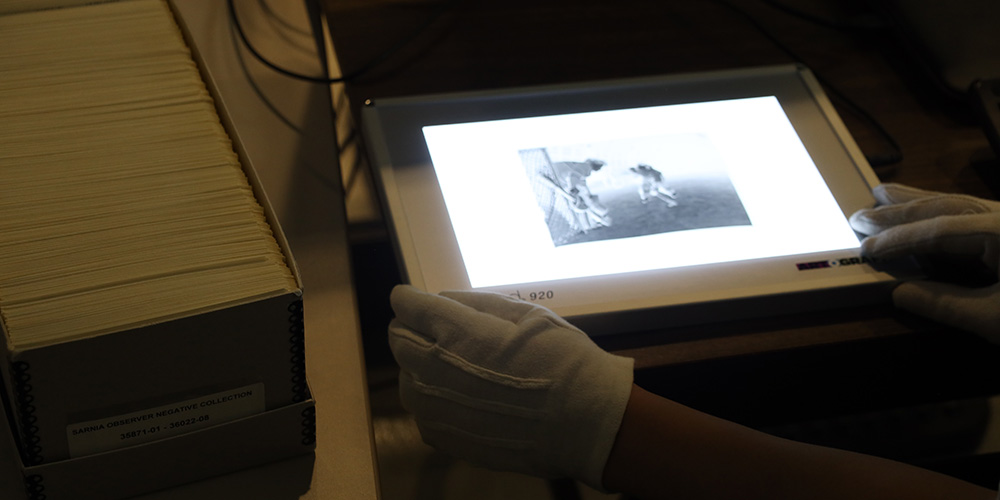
(66, 383, 265, 458)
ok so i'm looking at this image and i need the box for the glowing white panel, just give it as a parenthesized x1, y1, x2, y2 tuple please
(423, 97, 859, 288)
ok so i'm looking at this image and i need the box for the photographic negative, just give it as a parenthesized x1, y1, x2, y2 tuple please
(520, 134, 751, 246)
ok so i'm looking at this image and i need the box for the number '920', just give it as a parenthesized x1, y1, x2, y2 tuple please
(510, 290, 555, 301)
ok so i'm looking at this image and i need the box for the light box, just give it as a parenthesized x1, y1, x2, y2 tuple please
(363, 65, 901, 335)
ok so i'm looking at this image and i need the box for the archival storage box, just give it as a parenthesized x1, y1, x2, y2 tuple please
(2, 395, 316, 500)
(0, 293, 309, 466)
(0, 1, 314, 494)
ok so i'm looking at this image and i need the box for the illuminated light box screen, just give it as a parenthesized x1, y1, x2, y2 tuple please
(422, 96, 859, 288)
(364, 65, 898, 333)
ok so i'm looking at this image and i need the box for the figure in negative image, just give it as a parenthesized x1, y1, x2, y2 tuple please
(630, 163, 678, 207)
(543, 158, 612, 232)
(551, 158, 606, 199)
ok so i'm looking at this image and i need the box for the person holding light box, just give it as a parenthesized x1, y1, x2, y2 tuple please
(387, 183, 1000, 500)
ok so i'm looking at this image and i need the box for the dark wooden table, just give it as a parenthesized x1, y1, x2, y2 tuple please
(322, 0, 1000, 484)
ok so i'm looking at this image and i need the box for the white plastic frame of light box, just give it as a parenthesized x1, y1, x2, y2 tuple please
(362, 64, 899, 335)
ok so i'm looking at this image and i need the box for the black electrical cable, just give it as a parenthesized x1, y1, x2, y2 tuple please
(715, 0, 903, 167)
(226, 0, 457, 84)
(232, 0, 901, 167)
(760, 0, 884, 33)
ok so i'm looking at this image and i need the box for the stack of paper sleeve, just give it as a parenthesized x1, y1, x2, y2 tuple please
(0, 0, 299, 350)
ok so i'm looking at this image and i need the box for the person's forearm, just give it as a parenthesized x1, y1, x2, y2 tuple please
(603, 385, 996, 500)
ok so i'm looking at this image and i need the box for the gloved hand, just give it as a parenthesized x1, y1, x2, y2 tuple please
(849, 183, 1000, 342)
(388, 285, 634, 491)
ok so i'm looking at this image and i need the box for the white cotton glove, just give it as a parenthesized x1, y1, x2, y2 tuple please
(387, 285, 634, 491)
(849, 183, 1000, 342)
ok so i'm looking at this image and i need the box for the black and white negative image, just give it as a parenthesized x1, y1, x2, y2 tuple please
(519, 134, 751, 246)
